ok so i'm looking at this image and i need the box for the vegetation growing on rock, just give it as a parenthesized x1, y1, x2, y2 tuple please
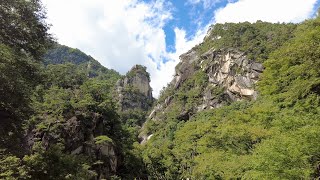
(141, 16, 320, 180)
(1, 1, 320, 179)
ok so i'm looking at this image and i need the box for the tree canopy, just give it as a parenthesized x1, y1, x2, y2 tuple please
(0, 0, 53, 60)
(0, 0, 53, 153)
(141, 17, 320, 179)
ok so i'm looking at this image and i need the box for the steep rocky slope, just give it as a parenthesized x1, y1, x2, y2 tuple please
(148, 48, 263, 123)
(27, 111, 119, 178)
(142, 21, 297, 141)
(24, 48, 154, 179)
(140, 20, 320, 179)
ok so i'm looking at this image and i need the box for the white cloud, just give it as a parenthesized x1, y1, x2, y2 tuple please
(214, 0, 318, 23)
(42, 0, 207, 98)
(42, 0, 182, 97)
(187, 0, 222, 8)
(151, 27, 208, 96)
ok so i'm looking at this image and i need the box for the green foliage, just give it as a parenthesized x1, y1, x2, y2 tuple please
(42, 86, 72, 117)
(0, 0, 52, 154)
(198, 21, 297, 62)
(2, 1, 320, 179)
(44, 44, 93, 65)
(259, 18, 320, 110)
(23, 145, 96, 180)
(27, 73, 129, 179)
(158, 85, 175, 104)
(150, 69, 209, 127)
(44, 44, 121, 81)
(125, 65, 151, 81)
(0, 0, 53, 60)
(0, 150, 27, 179)
(120, 109, 148, 127)
(0, 44, 41, 117)
(94, 135, 113, 144)
(0, 145, 95, 180)
(0, 1, 140, 179)
(142, 18, 320, 179)
(246, 133, 314, 179)
(117, 142, 148, 179)
(0, 44, 41, 141)
(26, 47, 148, 179)
(45, 63, 88, 88)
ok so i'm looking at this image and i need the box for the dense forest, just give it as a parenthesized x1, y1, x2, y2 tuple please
(141, 17, 320, 180)
(0, 0, 319, 179)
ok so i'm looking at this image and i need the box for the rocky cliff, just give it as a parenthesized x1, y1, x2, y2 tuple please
(25, 65, 155, 179)
(116, 65, 154, 112)
(147, 47, 263, 124)
(27, 112, 118, 179)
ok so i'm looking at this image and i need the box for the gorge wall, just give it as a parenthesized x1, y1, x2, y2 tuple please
(143, 47, 263, 141)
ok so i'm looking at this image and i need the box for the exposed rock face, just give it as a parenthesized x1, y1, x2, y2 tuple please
(148, 48, 263, 122)
(27, 64, 155, 178)
(200, 48, 263, 102)
(27, 112, 118, 179)
(116, 65, 153, 111)
(172, 50, 199, 89)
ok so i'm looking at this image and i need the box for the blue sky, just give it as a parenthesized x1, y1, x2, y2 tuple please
(42, 0, 319, 97)
(163, 0, 231, 53)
